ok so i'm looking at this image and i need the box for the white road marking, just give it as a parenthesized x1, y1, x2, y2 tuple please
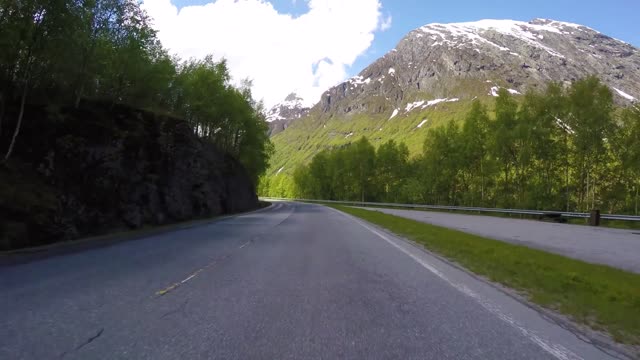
(331, 207, 582, 360)
(181, 274, 197, 284)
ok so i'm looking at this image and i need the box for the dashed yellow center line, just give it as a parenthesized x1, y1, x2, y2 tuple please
(155, 240, 251, 297)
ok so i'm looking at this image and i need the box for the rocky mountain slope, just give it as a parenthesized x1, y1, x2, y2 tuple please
(267, 18, 639, 177)
(319, 19, 638, 118)
(266, 93, 311, 136)
(0, 101, 259, 250)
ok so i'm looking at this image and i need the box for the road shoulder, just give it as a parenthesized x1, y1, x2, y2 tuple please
(328, 204, 640, 359)
(0, 202, 274, 266)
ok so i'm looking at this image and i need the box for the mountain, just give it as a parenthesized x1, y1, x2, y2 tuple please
(267, 19, 640, 177)
(266, 93, 311, 136)
(318, 19, 638, 116)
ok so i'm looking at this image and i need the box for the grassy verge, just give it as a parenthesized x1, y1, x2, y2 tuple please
(295, 200, 640, 230)
(331, 205, 640, 346)
(359, 204, 640, 230)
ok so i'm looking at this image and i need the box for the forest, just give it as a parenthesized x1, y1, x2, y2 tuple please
(0, 0, 272, 184)
(262, 77, 640, 214)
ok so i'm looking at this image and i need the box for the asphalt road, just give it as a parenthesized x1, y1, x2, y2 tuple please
(356, 207, 640, 274)
(0, 202, 626, 359)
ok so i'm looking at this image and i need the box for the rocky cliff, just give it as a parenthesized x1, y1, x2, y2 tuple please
(0, 101, 259, 251)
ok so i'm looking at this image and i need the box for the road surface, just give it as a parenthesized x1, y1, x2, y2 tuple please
(356, 207, 640, 274)
(0, 202, 626, 359)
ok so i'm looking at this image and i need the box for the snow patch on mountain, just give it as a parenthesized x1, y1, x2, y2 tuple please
(266, 112, 286, 122)
(389, 108, 399, 120)
(417, 119, 429, 128)
(401, 98, 460, 114)
(489, 86, 521, 97)
(419, 19, 569, 58)
(266, 93, 310, 123)
(613, 88, 636, 101)
(349, 75, 372, 87)
(405, 101, 426, 112)
(422, 98, 460, 108)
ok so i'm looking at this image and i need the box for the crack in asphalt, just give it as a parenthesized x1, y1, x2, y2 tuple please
(75, 328, 104, 351)
(59, 328, 104, 358)
(161, 299, 190, 319)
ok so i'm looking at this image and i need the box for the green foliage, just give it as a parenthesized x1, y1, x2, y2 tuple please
(567, 76, 616, 211)
(267, 93, 474, 181)
(269, 78, 639, 214)
(0, 0, 272, 184)
(334, 205, 640, 345)
(420, 121, 463, 204)
(376, 140, 409, 202)
(459, 100, 491, 206)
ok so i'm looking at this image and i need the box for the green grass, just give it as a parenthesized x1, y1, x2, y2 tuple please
(267, 78, 509, 178)
(368, 204, 640, 230)
(566, 218, 640, 230)
(268, 91, 483, 177)
(331, 205, 640, 345)
(295, 200, 640, 230)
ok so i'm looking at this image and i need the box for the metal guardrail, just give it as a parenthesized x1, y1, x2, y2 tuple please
(260, 197, 640, 222)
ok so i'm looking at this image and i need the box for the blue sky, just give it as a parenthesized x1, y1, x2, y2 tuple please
(169, 0, 639, 77)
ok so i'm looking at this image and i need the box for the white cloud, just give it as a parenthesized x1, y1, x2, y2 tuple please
(379, 14, 392, 31)
(141, 0, 387, 108)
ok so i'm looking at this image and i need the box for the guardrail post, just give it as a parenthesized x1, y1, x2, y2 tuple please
(589, 209, 601, 226)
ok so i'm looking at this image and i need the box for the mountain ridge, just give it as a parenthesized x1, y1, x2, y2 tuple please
(313, 18, 637, 118)
(266, 92, 311, 136)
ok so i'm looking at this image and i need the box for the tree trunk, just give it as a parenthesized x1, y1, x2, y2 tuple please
(503, 163, 510, 206)
(591, 177, 596, 210)
(360, 163, 364, 203)
(234, 129, 241, 154)
(635, 184, 638, 216)
(0, 92, 4, 138)
(586, 171, 590, 211)
(565, 135, 570, 212)
(3, 83, 28, 162)
(480, 158, 485, 204)
(75, 82, 85, 108)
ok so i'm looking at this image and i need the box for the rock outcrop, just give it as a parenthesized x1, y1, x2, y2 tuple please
(0, 101, 259, 250)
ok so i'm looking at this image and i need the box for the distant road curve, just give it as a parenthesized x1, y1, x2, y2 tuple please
(0, 202, 626, 359)
(356, 206, 640, 274)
